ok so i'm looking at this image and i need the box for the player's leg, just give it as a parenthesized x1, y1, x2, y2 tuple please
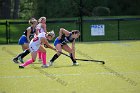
(38, 50, 42, 61)
(19, 51, 37, 68)
(13, 35, 29, 63)
(18, 43, 29, 62)
(49, 44, 62, 66)
(38, 46, 48, 68)
(49, 38, 62, 66)
(21, 43, 29, 51)
(13, 44, 29, 63)
(62, 45, 79, 66)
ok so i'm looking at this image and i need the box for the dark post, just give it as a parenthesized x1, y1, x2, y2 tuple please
(1, 0, 11, 19)
(8, 22, 10, 43)
(118, 19, 120, 40)
(6, 20, 9, 44)
(79, 0, 83, 42)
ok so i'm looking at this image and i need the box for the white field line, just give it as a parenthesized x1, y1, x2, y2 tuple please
(111, 42, 131, 46)
(0, 75, 40, 78)
(94, 72, 140, 75)
(0, 74, 80, 79)
(47, 74, 81, 76)
(0, 72, 140, 79)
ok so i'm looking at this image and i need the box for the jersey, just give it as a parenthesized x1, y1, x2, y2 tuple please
(36, 23, 46, 34)
(54, 33, 75, 46)
(24, 26, 36, 40)
(18, 26, 36, 45)
(61, 33, 75, 45)
(29, 32, 46, 52)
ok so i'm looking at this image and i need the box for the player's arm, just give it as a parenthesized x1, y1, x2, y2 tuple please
(41, 37, 56, 51)
(58, 28, 70, 40)
(41, 23, 47, 33)
(26, 28, 31, 42)
(35, 25, 40, 35)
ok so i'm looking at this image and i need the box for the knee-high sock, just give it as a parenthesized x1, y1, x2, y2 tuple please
(70, 53, 77, 63)
(21, 58, 34, 67)
(42, 52, 46, 65)
(14, 49, 30, 59)
(50, 54, 59, 62)
(20, 49, 30, 59)
(38, 51, 42, 60)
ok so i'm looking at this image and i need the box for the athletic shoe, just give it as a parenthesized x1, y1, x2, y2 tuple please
(41, 64, 49, 68)
(13, 58, 19, 63)
(49, 61, 53, 66)
(19, 65, 24, 69)
(72, 62, 79, 66)
(18, 56, 24, 63)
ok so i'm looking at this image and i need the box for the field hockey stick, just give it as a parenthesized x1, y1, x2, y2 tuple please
(59, 51, 105, 64)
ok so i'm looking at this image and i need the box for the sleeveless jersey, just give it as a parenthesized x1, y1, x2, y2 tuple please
(61, 33, 75, 45)
(24, 26, 36, 40)
(36, 23, 46, 33)
(29, 32, 46, 52)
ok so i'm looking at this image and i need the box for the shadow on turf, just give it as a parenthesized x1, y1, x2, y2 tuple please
(33, 62, 79, 68)
(53, 65, 79, 68)
(30, 64, 79, 69)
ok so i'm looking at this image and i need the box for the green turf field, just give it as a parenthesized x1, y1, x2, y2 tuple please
(0, 41, 140, 93)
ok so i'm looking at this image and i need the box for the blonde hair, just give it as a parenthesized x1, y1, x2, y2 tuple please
(48, 30, 55, 38)
(29, 18, 37, 24)
(38, 17, 46, 23)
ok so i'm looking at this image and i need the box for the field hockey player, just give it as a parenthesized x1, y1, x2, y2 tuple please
(19, 31, 56, 68)
(49, 28, 80, 66)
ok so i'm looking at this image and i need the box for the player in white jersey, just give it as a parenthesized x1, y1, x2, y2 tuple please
(36, 17, 47, 34)
(19, 31, 56, 69)
(29, 32, 46, 52)
(36, 17, 47, 61)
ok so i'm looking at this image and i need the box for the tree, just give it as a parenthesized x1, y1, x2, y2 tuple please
(93, 6, 110, 16)
(13, 0, 20, 19)
(19, 0, 36, 19)
(0, 0, 11, 19)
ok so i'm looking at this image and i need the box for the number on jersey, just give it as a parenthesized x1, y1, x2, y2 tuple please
(33, 37, 39, 42)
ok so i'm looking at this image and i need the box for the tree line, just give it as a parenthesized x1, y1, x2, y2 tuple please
(0, 0, 140, 19)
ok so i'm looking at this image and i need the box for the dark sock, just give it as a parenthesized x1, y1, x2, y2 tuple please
(70, 53, 77, 63)
(14, 53, 23, 60)
(20, 49, 30, 59)
(14, 49, 30, 60)
(50, 54, 59, 62)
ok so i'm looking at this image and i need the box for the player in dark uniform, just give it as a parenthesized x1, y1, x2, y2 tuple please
(13, 18, 38, 63)
(49, 28, 80, 66)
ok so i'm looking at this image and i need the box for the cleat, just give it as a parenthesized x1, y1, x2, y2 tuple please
(18, 56, 24, 63)
(72, 62, 79, 66)
(19, 65, 24, 69)
(13, 58, 19, 63)
(49, 61, 53, 66)
(41, 64, 49, 68)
